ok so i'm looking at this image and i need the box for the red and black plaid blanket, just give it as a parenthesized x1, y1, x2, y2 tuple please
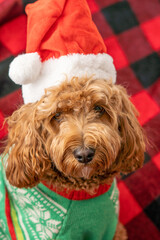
(0, 0, 160, 239)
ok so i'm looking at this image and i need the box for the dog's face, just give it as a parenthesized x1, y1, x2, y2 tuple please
(4, 78, 145, 191)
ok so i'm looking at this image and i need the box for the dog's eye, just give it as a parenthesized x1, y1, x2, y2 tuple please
(94, 105, 104, 115)
(52, 112, 61, 121)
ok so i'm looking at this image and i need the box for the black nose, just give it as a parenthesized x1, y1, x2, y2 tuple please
(73, 147, 95, 163)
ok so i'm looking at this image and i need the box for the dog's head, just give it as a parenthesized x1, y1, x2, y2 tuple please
(4, 78, 145, 191)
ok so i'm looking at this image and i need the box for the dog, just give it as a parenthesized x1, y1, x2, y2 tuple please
(0, 77, 145, 239)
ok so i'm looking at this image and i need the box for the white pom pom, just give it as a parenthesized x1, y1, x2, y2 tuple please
(9, 52, 42, 85)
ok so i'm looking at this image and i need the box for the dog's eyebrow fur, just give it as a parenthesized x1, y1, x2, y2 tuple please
(43, 78, 111, 112)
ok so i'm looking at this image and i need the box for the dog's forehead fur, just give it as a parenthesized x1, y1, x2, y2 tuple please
(39, 78, 115, 117)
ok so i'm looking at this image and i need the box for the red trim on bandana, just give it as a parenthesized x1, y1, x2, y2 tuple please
(5, 189, 17, 240)
(43, 182, 111, 200)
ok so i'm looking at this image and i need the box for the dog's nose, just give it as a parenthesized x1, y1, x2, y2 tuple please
(73, 147, 95, 163)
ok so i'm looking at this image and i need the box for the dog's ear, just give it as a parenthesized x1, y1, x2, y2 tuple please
(3, 102, 52, 188)
(113, 85, 146, 173)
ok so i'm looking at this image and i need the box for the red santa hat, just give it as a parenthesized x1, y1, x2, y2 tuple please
(9, 0, 116, 104)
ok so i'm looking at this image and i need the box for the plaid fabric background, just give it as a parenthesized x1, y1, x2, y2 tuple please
(0, 0, 160, 239)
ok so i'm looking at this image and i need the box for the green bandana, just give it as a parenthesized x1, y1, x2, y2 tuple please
(0, 156, 119, 240)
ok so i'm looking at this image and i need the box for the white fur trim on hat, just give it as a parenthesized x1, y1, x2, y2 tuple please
(9, 52, 42, 85)
(12, 53, 116, 104)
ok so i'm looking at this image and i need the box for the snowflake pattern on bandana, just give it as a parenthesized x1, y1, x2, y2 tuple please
(0, 157, 119, 240)
(110, 179, 119, 216)
(5, 182, 67, 240)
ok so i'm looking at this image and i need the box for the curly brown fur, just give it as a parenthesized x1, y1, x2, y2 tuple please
(113, 222, 128, 240)
(3, 77, 145, 193)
